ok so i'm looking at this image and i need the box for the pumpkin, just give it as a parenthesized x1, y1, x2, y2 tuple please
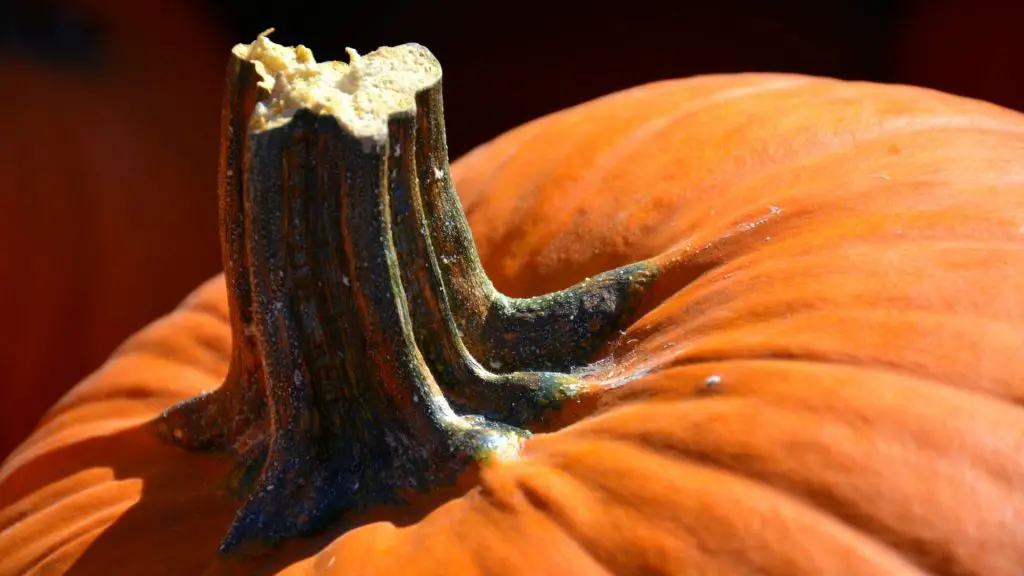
(0, 0, 225, 458)
(3, 32, 1024, 575)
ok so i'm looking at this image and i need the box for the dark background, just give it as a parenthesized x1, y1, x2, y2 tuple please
(2, 0, 1021, 458)
(207, 0, 1023, 158)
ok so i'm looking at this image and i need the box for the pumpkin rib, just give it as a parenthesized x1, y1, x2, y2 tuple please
(653, 290, 1024, 360)
(466, 112, 641, 269)
(682, 117, 1024, 197)
(32, 362, 220, 438)
(640, 309, 1024, 405)
(652, 179, 1024, 290)
(457, 94, 628, 217)
(110, 307, 231, 365)
(4, 282, 230, 479)
(516, 435, 932, 575)
(21, 526, 106, 576)
(461, 75, 814, 221)
(456, 75, 817, 215)
(462, 77, 817, 286)
(627, 233, 1024, 380)
(591, 361, 1024, 489)
(469, 76, 1024, 294)
(22, 403, 171, 451)
(54, 376, 204, 409)
(0, 469, 117, 529)
(178, 290, 232, 325)
(99, 345, 226, 383)
(479, 84, 824, 284)
(462, 484, 617, 576)
(665, 214, 1024, 279)
(652, 242, 1024, 336)
(582, 435, 963, 576)
(506, 461, 757, 575)
(558, 104, 1024, 239)
(560, 398, 1022, 575)
(506, 78, 816, 267)
(1, 424, 237, 575)
(695, 119, 1024, 196)
(617, 123, 1024, 265)
(652, 202, 1024, 308)
(23, 523, 102, 575)
(1, 415, 157, 486)
(518, 77, 815, 210)
(597, 359, 1024, 451)
(2, 483, 133, 574)
(490, 465, 620, 576)
(48, 371, 212, 420)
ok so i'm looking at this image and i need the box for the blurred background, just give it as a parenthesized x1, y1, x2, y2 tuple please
(2, 0, 1021, 460)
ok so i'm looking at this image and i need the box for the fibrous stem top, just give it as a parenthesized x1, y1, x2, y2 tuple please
(234, 30, 442, 147)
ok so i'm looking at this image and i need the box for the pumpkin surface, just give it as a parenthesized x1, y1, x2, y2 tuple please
(3, 67, 1024, 575)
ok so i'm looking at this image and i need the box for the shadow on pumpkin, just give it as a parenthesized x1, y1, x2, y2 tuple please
(3, 420, 474, 575)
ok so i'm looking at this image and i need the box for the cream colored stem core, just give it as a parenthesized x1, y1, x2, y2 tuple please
(234, 31, 442, 148)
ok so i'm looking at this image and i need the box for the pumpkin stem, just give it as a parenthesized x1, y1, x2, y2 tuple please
(411, 88, 659, 376)
(156, 32, 658, 554)
(396, 85, 660, 426)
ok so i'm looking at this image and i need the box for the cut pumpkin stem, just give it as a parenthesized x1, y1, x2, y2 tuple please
(156, 32, 659, 553)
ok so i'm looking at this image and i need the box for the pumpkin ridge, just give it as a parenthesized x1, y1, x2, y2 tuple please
(453, 113, 622, 298)
(570, 430, 947, 575)
(589, 362, 1024, 487)
(13, 493, 129, 574)
(657, 212, 1024, 276)
(567, 392, 1023, 576)
(456, 76, 809, 223)
(28, 523, 104, 575)
(500, 106, 810, 281)
(672, 242, 1024, 316)
(646, 311, 1024, 405)
(174, 297, 232, 327)
(615, 122, 1024, 260)
(106, 344, 228, 382)
(484, 78, 817, 279)
(460, 109, 598, 225)
(649, 186, 1024, 294)
(510, 88, 1024, 282)
(511, 470, 622, 576)
(524, 434, 933, 575)
(639, 254, 1024, 350)
(470, 474, 619, 576)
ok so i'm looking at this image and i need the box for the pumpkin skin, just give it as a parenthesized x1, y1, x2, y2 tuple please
(4, 72, 1024, 575)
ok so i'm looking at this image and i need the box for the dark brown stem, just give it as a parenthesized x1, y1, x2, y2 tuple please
(389, 91, 584, 427)
(156, 34, 660, 554)
(413, 88, 659, 374)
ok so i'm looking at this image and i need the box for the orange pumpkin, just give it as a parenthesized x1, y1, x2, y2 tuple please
(3, 34, 1024, 575)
